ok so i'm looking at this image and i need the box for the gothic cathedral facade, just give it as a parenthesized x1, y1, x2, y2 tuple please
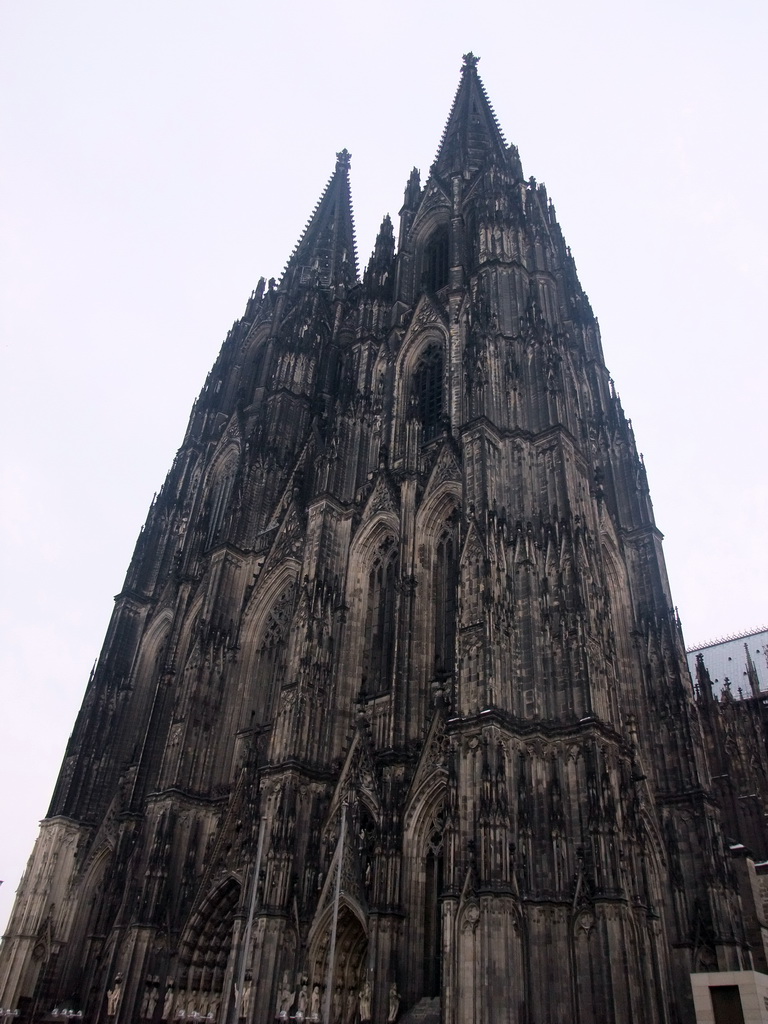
(0, 56, 760, 1024)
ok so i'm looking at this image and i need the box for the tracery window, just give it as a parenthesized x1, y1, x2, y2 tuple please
(423, 812, 444, 997)
(259, 614, 288, 689)
(206, 464, 236, 548)
(433, 526, 458, 678)
(362, 537, 399, 696)
(424, 227, 449, 292)
(413, 343, 444, 442)
(254, 583, 296, 721)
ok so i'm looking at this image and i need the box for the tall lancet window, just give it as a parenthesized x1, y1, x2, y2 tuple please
(433, 525, 458, 678)
(259, 615, 287, 701)
(423, 814, 444, 997)
(206, 462, 236, 548)
(362, 537, 399, 696)
(424, 226, 449, 292)
(413, 343, 444, 442)
(254, 583, 296, 723)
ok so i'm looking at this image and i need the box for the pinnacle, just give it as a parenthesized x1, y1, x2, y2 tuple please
(402, 167, 421, 210)
(364, 214, 395, 291)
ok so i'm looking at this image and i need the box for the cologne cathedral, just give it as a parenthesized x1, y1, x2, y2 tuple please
(3, 55, 768, 1024)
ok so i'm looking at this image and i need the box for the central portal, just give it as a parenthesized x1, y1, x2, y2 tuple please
(311, 904, 368, 1024)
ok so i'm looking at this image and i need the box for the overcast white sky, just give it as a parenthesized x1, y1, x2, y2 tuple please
(1, 0, 766, 936)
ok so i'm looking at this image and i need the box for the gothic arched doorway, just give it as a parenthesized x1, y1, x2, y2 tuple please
(310, 904, 368, 1024)
(423, 825, 443, 997)
(178, 877, 241, 1014)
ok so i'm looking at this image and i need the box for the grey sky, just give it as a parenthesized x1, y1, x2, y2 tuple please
(1, 0, 765, 934)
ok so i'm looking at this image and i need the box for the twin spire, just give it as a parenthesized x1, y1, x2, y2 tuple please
(432, 52, 508, 177)
(281, 149, 358, 293)
(280, 56, 509, 292)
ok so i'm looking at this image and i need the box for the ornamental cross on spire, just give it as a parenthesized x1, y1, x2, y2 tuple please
(335, 149, 351, 171)
(462, 52, 480, 71)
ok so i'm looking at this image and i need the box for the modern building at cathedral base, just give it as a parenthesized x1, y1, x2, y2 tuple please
(2, 56, 768, 1024)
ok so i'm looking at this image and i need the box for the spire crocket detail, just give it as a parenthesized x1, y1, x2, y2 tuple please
(281, 148, 357, 293)
(1, 57, 765, 1024)
(432, 51, 508, 177)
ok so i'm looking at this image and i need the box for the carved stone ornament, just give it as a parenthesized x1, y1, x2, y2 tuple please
(461, 899, 481, 933)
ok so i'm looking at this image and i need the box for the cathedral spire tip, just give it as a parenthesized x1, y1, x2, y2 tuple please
(280, 152, 358, 291)
(432, 55, 506, 176)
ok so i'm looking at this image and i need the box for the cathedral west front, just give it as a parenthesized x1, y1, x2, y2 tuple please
(2, 55, 767, 1024)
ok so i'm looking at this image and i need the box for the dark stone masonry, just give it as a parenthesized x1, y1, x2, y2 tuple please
(3, 55, 768, 1024)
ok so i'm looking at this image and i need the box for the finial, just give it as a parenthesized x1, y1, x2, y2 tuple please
(335, 149, 351, 171)
(462, 52, 480, 71)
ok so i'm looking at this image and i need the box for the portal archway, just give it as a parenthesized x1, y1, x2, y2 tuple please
(178, 877, 241, 1003)
(309, 903, 368, 1024)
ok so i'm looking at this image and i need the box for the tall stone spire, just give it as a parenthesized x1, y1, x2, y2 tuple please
(432, 53, 509, 177)
(280, 148, 358, 293)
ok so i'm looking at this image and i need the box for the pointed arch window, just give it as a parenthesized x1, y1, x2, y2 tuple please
(433, 523, 458, 678)
(423, 813, 444, 997)
(362, 537, 399, 696)
(254, 582, 297, 722)
(413, 343, 444, 442)
(424, 226, 450, 292)
(206, 462, 237, 548)
(259, 613, 288, 688)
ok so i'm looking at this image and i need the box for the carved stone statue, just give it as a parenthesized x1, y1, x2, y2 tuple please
(240, 978, 252, 1019)
(107, 977, 122, 1017)
(344, 989, 356, 1024)
(142, 979, 159, 1019)
(358, 980, 371, 1023)
(141, 982, 152, 1020)
(276, 972, 294, 1017)
(309, 985, 321, 1019)
(297, 983, 309, 1017)
(331, 986, 342, 1024)
(162, 981, 175, 1021)
(387, 984, 400, 1023)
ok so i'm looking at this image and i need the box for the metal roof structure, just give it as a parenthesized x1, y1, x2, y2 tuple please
(687, 626, 768, 698)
